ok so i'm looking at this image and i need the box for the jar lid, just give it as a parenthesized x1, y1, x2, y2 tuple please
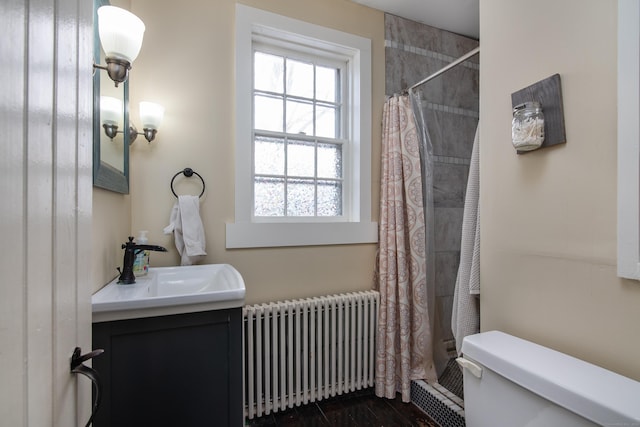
(514, 101, 541, 112)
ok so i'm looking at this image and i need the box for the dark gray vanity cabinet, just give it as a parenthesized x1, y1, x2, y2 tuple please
(92, 308, 242, 427)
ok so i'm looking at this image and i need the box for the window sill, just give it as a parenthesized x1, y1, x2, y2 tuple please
(225, 221, 378, 248)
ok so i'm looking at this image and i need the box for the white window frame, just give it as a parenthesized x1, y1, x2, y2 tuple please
(227, 4, 377, 248)
(618, 0, 640, 279)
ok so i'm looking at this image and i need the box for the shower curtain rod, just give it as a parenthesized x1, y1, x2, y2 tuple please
(405, 46, 480, 92)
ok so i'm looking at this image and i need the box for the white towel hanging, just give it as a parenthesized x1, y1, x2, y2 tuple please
(163, 195, 206, 265)
(452, 124, 480, 355)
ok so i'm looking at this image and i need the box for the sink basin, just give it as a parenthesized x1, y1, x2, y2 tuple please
(92, 264, 246, 322)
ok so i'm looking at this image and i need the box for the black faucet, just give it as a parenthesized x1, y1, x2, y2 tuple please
(117, 236, 168, 284)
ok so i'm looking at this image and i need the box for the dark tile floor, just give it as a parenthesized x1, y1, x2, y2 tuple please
(246, 389, 440, 427)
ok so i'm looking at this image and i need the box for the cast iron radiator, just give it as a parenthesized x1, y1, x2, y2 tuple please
(242, 291, 379, 419)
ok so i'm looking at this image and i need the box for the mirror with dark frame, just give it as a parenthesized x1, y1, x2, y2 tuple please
(93, 0, 130, 194)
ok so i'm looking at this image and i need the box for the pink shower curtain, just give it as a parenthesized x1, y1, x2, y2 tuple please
(375, 94, 437, 402)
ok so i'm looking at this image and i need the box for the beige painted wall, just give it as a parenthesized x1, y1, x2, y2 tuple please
(91, 189, 131, 293)
(113, 0, 385, 304)
(480, 0, 640, 380)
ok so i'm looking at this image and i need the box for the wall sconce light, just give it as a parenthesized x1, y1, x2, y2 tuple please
(100, 98, 164, 144)
(131, 101, 165, 143)
(94, 5, 145, 87)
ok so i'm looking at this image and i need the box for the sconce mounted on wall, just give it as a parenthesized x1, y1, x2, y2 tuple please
(100, 97, 164, 143)
(133, 101, 165, 143)
(93, 5, 145, 87)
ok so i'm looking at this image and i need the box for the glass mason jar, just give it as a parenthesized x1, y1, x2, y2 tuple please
(512, 102, 544, 151)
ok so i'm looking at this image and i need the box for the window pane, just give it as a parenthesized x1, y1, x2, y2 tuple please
(255, 177, 285, 216)
(287, 139, 315, 177)
(255, 136, 284, 175)
(317, 180, 342, 216)
(316, 105, 337, 138)
(316, 66, 337, 102)
(254, 52, 284, 93)
(286, 99, 313, 135)
(255, 94, 283, 132)
(286, 59, 313, 98)
(287, 179, 315, 216)
(317, 143, 342, 179)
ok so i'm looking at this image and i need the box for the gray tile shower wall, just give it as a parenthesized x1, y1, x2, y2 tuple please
(425, 108, 478, 158)
(384, 13, 478, 346)
(433, 163, 469, 208)
(384, 17, 479, 98)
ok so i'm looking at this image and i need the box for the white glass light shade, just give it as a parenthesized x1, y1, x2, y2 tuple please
(97, 6, 145, 63)
(100, 96, 123, 126)
(139, 102, 165, 130)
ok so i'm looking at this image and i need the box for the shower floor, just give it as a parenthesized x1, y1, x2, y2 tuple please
(439, 357, 464, 400)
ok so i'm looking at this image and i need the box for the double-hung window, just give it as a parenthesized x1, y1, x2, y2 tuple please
(253, 46, 345, 218)
(227, 4, 377, 248)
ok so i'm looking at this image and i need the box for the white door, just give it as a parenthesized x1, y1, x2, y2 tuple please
(0, 0, 94, 425)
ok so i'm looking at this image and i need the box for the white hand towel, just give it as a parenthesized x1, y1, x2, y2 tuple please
(452, 124, 480, 355)
(163, 195, 206, 265)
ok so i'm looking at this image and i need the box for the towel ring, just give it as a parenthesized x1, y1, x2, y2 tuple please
(170, 167, 205, 198)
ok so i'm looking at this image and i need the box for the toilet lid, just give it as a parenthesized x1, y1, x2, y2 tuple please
(461, 331, 640, 426)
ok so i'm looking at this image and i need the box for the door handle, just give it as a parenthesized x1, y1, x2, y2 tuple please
(71, 347, 104, 427)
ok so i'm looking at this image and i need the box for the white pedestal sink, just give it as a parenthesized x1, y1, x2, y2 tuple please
(92, 264, 246, 322)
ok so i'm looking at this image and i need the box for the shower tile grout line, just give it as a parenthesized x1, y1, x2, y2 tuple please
(433, 155, 471, 166)
(422, 101, 479, 119)
(384, 39, 480, 71)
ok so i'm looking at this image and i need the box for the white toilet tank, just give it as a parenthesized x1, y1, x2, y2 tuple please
(459, 331, 640, 427)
